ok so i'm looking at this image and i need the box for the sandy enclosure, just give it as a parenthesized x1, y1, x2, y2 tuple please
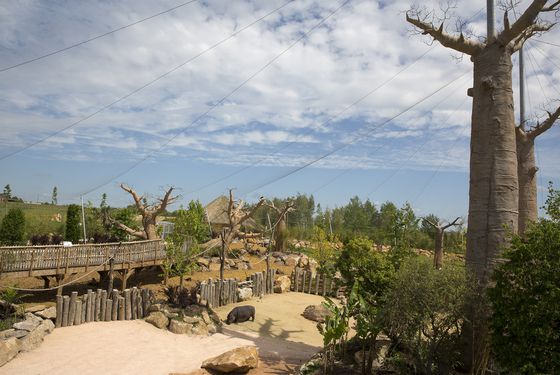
(1, 293, 325, 375)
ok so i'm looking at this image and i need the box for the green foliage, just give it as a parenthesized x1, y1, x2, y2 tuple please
(383, 256, 470, 374)
(110, 207, 138, 241)
(0, 208, 26, 245)
(317, 296, 351, 373)
(488, 183, 560, 374)
(173, 200, 210, 244)
(311, 226, 336, 276)
(51, 186, 58, 205)
(3, 184, 11, 199)
(65, 204, 81, 243)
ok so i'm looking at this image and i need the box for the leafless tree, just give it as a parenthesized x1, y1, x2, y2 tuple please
(424, 217, 462, 269)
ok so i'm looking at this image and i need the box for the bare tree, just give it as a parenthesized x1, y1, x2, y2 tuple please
(424, 217, 462, 269)
(517, 105, 560, 234)
(266, 199, 295, 253)
(112, 184, 178, 240)
(220, 189, 266, 250)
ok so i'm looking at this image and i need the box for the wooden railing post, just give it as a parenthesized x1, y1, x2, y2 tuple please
(28, 249, 35, 277)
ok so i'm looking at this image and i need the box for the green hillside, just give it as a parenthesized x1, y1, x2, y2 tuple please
(0, 201, 67, 238)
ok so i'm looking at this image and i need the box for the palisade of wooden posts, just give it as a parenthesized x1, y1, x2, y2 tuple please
(55, 287, 152, 328)
(199, 269, 277, 308)
(290, 268, 336, 296)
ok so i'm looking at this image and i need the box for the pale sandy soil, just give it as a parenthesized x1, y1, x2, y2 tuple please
(1, 293, 325, 375)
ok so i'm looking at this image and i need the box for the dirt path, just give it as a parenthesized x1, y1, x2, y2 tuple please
(1, 293, 325, 375)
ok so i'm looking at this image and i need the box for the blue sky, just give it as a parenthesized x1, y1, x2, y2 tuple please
(0, 0, 559, 221)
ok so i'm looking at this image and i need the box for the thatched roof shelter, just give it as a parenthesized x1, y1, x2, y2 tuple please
(205, 195, 259, 234)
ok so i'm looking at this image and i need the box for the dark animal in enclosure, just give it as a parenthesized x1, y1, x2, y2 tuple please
(226, 305, 255, 324)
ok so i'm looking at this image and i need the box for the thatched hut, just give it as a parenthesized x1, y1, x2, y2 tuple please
(204, 195, 259, 237)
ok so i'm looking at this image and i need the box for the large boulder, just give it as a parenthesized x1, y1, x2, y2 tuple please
(18, 319, 54, 352)
(13, 313, 42, 332)
(168, 320, 193, 335)
(237, 287, 253, 302)
(302, 304, 331, 323)
(274, 275, 291, 293)
(24, 305, 46, 313)
(0, 337, 19, 366)
(145, 311, 169, 329)
(197, 258, 210, 268)
(297, 255, 310, 268)
(201, 346, 259, 373)
(35, 306, 56, 320)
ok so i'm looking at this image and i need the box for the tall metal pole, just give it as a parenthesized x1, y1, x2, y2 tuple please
(487, 0, 496, 43)
(519, 47, 526, 127)
(80, 195, 87, 243)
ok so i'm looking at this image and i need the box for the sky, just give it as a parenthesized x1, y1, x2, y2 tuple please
(0, 0, 559, 221)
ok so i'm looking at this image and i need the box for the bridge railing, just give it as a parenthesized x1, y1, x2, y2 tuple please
(0, 240, 164, 276)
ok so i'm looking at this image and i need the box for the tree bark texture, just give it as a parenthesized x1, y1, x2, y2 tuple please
(516, 130, 538, 235)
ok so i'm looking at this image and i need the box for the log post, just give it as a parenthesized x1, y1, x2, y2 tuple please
(124, 289, 132, 320)
(105, 299, 112, 321)
(68, 291, 78, 326)
(95, 289, 102, 321)
(142, 288, 150, 317)
(74, 299, 82, 325)
(86, 290, 93, 322)
(100, 290, 108, 321)
(81, 295, 87, 323)
(55, 295, 63, 328)
(62, 296, 70, 327)
(107, 257, 114, 293)
(111, 290, 119, 321)
(131, 287, 138, 319)
(118, 296, 125, 320)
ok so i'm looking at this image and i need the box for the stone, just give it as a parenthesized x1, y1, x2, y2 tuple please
(145, 312, 169, 329)
(285, 256, 298, 267)
(274, 275, 291, 293)
(201, 346, 258, 373)
(302, 305, 331, 323)
(191, 323, 208, 336)
(18, 320, 53, 352)
(24, 305, 46, 313)
(237, 287, 253, 302)
(168, 320, 193, 335)
(197, 257, 210, 268)
(297, 255, 309, 268)
(207, 323, 217, 334)
(13, 314, 42, 332)
(35, 306, 56, 320)
(308, 259, 318, 276)
(0, 337, 19, 366)
(148, 304, 162, 313)
(165, 312, 179, 319)
(201, 310, 211, 325)
(0, 329, 15, 340)
(182, 316, 203, 324)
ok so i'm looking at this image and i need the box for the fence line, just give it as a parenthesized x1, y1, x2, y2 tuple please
(55, 287, 152, 328)
(199, 268, 277, 308)
(290, 268, 336, 296)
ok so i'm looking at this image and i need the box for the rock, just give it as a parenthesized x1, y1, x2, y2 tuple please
(197, 258, 210, 268)
(297, 255, 309, 268)
(274, 275, 291, 293)
(11, 330, 29, 339)
(191, 323, 208, 336)
(201, 346, 259, 373)
(145, 312, 169, 329)
(183, 316, 203, 324)
(271, 251, 285, 258)
(207, 323, 217, 334)
(0, 337, 19, 366)
(235, 261, 248, 270)
(165, 312, 179, 319)
(0, 330, 15, 340)
(285, 256, 298, 267)
(302, 305, 331, 323)
(18, 319, 53, 352)
(226, 259, 236, 267)
(308, 259, 318, 276)
(13, 314, 42, 332)
(237, 288, 253, 302)
(201, 310, 211, 325)
(168, 320, 193, 335)
(148, 304, 162, 313)
(35, 306, 56, 320)
(24, 305, 46, 313)
(210, 257, 221, 264)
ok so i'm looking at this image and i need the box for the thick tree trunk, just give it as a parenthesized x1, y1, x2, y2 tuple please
(466, 44, 518, 283)
(434, 228, 444, 270)
(143, 219, 158, 240)
(516, 131, 538, 235)
(273, 218, 288, 252)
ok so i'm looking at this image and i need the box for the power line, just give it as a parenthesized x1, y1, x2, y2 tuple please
(77, 0, 351, 197)
(0, 0, 296, 162)
(242, 70, 470, 197)
(183, 45, 437, 197)
(0, 0, 200, 73)
(532, 39, 560, 48)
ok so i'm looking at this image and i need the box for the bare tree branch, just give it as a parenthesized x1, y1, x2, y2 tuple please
(109, 218, 147, 240)
(442, 217, 463, 230)
(120, 183, 146, 215)
(239, 196, 265, 225)
(153, 187, 178, 216)
(498, 0, 553, 46)
(542, 0, 560, 12)
(406, 13, 484, 55)
(527, 104, 560, 139)
(511, 22, 555, 51)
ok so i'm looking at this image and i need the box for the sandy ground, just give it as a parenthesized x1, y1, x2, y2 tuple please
(1, 293, 325, 375)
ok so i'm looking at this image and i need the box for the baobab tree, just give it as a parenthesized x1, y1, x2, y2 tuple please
(424, 217, 462, 269)
(266, 199, 295, 252)
(517, 105, 560, 234)
(112, 184, 178, 240)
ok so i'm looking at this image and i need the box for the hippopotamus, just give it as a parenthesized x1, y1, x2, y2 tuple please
(226, 305, 255, 324)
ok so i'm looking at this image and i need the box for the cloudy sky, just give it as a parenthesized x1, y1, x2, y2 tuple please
(1, 0, 559, 219)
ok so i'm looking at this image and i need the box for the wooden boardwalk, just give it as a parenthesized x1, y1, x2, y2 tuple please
(0, 240, 165, 279)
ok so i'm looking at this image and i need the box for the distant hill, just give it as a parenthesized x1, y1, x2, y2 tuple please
(0, 201, 68, 237)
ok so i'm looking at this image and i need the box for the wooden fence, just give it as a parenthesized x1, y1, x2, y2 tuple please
(0, 240, 164, 278)
(290, 268, 337, 296)
(199, 269, 277, 308)
(55, 287, 152, 328)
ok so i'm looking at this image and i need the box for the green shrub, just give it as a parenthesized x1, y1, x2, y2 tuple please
(0, 208, 26, 245)
(488, 183, 560, 374)
(383, 256, 471, 374)
(65, 204, 81, 243)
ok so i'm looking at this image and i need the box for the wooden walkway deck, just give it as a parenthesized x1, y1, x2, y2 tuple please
(0, 240, 165, 279)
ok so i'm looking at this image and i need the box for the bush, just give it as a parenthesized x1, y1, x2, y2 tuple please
(65, 204, 81, 243)
(488, 183, 560, 374)
(382, 256, 471, 374)
(0, 208, 26, 245)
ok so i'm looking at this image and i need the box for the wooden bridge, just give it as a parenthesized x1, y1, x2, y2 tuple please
(0, 240, 165, 290)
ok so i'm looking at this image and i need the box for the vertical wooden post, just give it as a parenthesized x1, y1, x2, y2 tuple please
(322, 275, 327, 296)
(315, 274, 320, 295)
(308, 272, 313, 294)
(131, 287, 138, 319)
(137, 290, 143, 318)
(94, 289, 102, 321)
(111, 290, 119, 321)
(68, 291, 78, 326)
(62, 296, 70, 327)
(75, 299, 82, 325)
(105, 299, 112, 321)
(107, 257, 114, 293)
(302, 271, 307, 293)
(100, 290, 108, 321)
(124, 289, 132, 320)
(28, 249, 35, 277)
(219, 229, 226, 307)
(86, 290, 93, 322)
(55, 295, 63, 328)
(81, 295, 87, 323)
(142, 288, 150, 317)
(118, 296, 125, 320)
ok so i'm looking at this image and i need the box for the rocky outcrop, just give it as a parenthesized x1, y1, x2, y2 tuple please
(0, 337, 18, 367)
(144, 304, 220, 336)
(274, 275, 291, 293)
(237, 287, 253, 301)
(302, 304, 331, 323)
(145, 311, 169, 329)
(201, 346, 259, 373)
